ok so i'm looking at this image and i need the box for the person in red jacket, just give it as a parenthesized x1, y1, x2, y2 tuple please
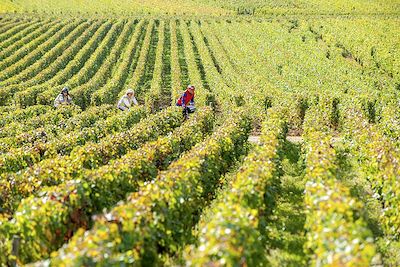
(176, 85, 196, 119)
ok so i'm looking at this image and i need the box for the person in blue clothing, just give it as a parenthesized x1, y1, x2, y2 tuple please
(176, 85, 196, 119)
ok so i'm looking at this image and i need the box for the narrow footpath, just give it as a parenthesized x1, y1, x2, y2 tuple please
(262, 140, 308, 266)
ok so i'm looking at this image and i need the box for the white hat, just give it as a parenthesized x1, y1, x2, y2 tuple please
(126, 89, 134, 95)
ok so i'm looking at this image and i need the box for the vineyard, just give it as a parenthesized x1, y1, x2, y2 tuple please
(0, 1, 400, 266)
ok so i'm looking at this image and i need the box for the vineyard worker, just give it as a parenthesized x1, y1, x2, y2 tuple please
(117, 88, 138, 111)
(176, 85, 196, 116)
(54, 87, 72, 108)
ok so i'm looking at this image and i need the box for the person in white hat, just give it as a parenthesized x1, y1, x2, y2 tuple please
(117, 88, 138, 111)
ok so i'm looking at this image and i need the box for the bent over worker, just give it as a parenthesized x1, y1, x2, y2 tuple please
(117, 88, 138, 111)
(176, 85, 196, 119)
(54, 87, 72, 108)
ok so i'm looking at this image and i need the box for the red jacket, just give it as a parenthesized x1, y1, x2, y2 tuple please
(176, 90, 195, 107)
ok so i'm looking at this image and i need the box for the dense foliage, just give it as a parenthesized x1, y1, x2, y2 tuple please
(0, 5, 399, 266)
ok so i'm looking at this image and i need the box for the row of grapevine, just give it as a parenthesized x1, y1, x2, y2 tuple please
(0, 20, 73, 103)
(226, 26, 296, 120)
(169, 20, 182, 104)
(205, 20, 283, 121)
(199, 22, 255, 110)
(0, 19, 25, 35)
(71, 20, 133, 108)
(0, 107, 180, 214)
(342, 99, 400, 240)
(379, 101, 400, 145)
(0, 108, 214, 264)
(178, 20, 207, 106)
(0, 105, 120, 173)
(199, 22, 236, 84)
(206, 19, 392, 124)
(159, 21, 172, 108)
(28, 21, 113, 106)
(0, 105, 81, 139)
(147, 19, 183, 110)
(1, 18, 394, 116)
(188, 21, 231, 110)
(310, 18, 400, 88)
(0, 20, 68, 76)
(0, 0, 231, 16)
(0, 105, 51, 128)
(175, 20, 190, 96)
(0, 21, 92, 87)
(135, 20, 159, 101)
(15, 20, 115, 106)
(0, 17, 19, 25)
(44, 107, 251, 265)
(184, 107, 287, 266)
(0, 19, 37, 43)
(1, 21, 101, 89)
(0, 19, 53, 59)
(90, 20, 146, 106)
(17, 105, 141, 155)
(302, 99, 376, 266)
(1, 20, 60, 68)
(118, 20, 155, 101)
(22, 21, 102, 87)
(67, 20, 125, 107)
(0, 19, 271, 113)
(185, 21, 213, 97)
(0, 14, 399, 266)
(144, 20, 165, 111)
